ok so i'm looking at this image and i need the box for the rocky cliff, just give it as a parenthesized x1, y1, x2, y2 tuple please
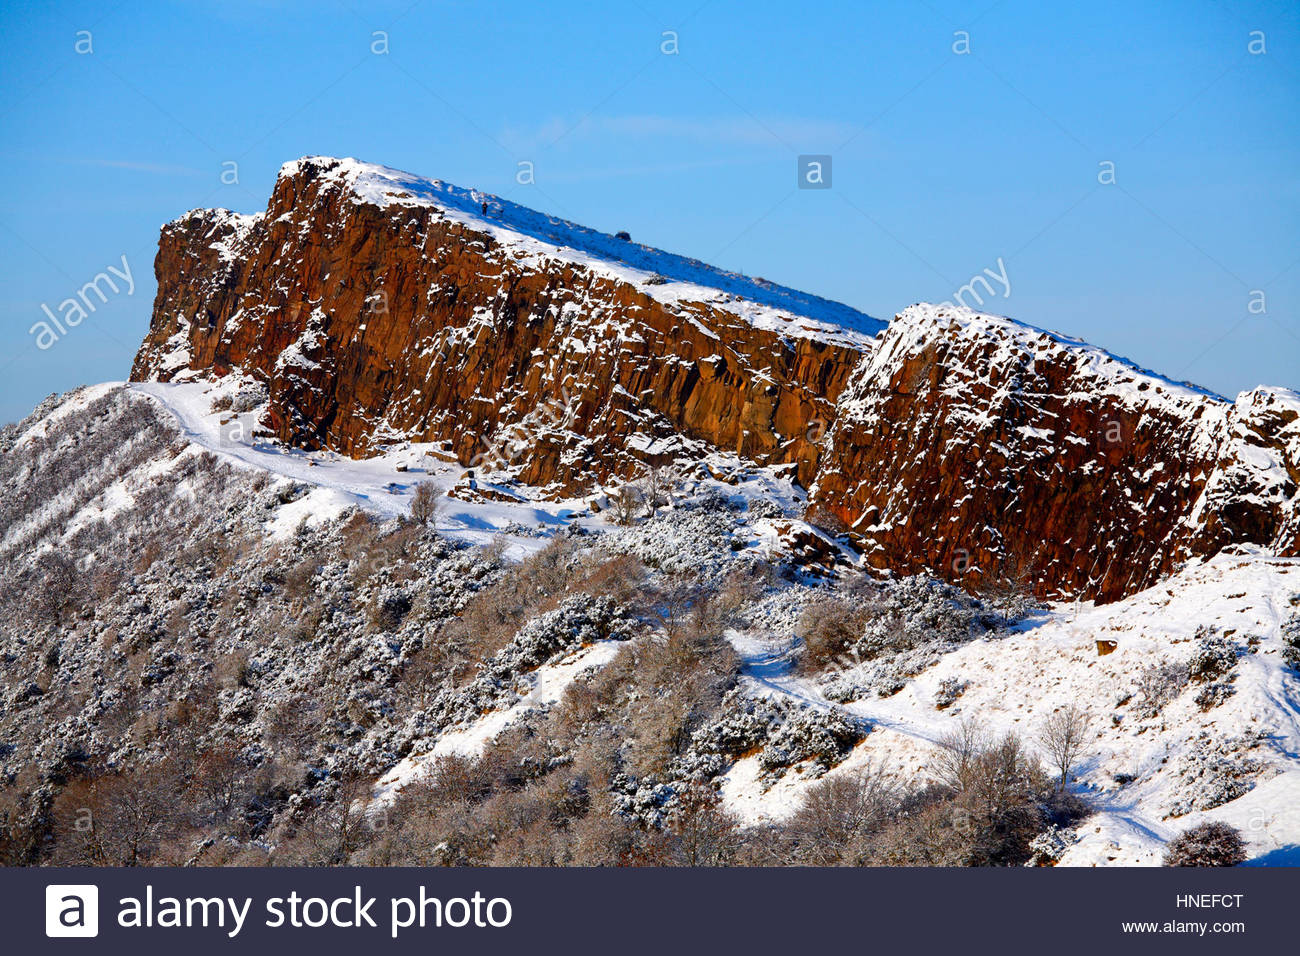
(807, 306, 1299, 599)
(131, 158, 877, 493)
(131, 157, 1300, 601)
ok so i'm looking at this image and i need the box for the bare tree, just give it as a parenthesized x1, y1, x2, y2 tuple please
(796, 596, 864, 673)
(1038, 704, 1091, 791)
(410, 481, 440, 527)
(932, 718, 987, 793)
(667, 783, 740, 865)
(981, 557, 1040, 625)
(784, 764, 900, 865)
(642, 465, 677, 516)
(51, 760, 188, 866)
(608, 483, 643, 526)
(290, 772, 375, 865)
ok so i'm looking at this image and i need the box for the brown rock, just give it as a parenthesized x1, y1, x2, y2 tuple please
(130, 158, 1299, 604)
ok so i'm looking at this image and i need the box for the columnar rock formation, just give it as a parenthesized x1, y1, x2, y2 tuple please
(131, 158, 879, 494)
(807, 306, 1299, 599)
(131, 157, 1300, 601)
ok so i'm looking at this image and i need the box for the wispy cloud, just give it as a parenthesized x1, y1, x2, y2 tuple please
(530, 155, 770, 184)
(500, 114, 859, 154)
(60, 158, 204, 176)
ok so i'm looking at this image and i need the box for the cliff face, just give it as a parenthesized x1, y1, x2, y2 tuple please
(806, 306, 1299, 599)
(131, 158, 874, 493)
(131, 157, 1300, 601)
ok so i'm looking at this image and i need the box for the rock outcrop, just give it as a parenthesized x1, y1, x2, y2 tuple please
(131, 157, 1300, 601)
(131, 158, 876, 493)
(806, 306, 1299, 599)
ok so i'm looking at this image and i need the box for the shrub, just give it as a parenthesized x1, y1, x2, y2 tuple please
(1024, 825, 1079, 866)
(934, 677, 967, 709)
(977, 560, 1043, 626)
(608, 483, 643, 526)
(31, 551, 83, 628)
(1134, 660, 1187, 718)
(602, 506, 737, 576)
(783, 764, 900, 865)
(666, 784, 741, 866)
(1163, 822, 1247, 867)
(1281, 610, 1300, 671)
(1194, 680, 1236, 712)
(410, 481, 440, 527)
(1167, 737, 1263, 816)
(1187, 628, 1237, 683)
(231, 381, 268, 413)
(822, 575, 988, 702)
(796, 596, 863, 673)
(214, 650, 252, 689)
(367, 589, 412, 631)
(759, 707, 865, 778)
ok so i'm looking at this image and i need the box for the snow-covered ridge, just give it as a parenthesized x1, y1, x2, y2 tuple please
(276, 155, 886, 348)
(887, 302, 1228, 405)
(173, 158, 1271, 406)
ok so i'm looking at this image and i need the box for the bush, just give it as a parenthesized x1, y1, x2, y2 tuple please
(934, 677, 967, 709)
(796, 596, 863, 673)
(1163, 822, 1247, 867)
(1133, 660, 1187, 718)
(367, 589, 411, 631)
(1187, 629, 1237, 683)
(608, 483, 643, 526)
(1194, 680, 1235, 712)
(1024, 825, 1079, 866)
(783, 764, 900, 865)
(231, 381, 269, 413)
(1281, 610, 1300, 671)
(821, 575, 989, 702)
(410, 481, 440, 527)
(758, 707, 865, 778)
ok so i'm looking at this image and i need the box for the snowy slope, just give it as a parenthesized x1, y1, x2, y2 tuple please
(370, 638, 625, 810)
(128, 377, 808, 560)
(131, 376, 1300, 865)
(714, 548, 1300, 865)
(11, 381, 1297, 866)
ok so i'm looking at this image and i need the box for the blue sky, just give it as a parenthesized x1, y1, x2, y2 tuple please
(1, 0, 1297, 422)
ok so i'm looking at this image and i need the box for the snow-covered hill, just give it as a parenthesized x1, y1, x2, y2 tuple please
(6, 383, 1294, 865)
(130, 156, 1299, 605)
(714, 547, 1300, 865)
(5, 153, 1298, 867)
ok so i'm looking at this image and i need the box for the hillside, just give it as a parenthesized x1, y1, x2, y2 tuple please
(2, 155, 1298, 868)
(1, 384, 1297, 866)
(129, 157, 1299, 601)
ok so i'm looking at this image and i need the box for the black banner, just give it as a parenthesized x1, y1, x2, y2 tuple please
(10, 866, 1294, 953)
